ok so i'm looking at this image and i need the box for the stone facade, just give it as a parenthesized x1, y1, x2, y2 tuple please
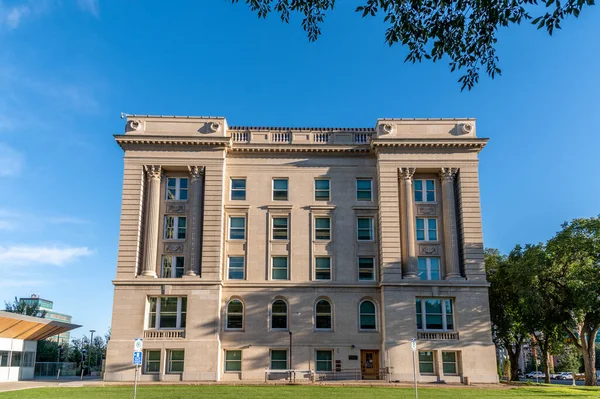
(105, 116, 497, 383)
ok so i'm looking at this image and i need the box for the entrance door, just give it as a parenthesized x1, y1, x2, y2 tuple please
(360, 350, 380, 380)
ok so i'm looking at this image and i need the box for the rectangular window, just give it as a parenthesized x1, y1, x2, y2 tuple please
(231, 178, 246, 201)
(314, 217, 331, 240)
(314, 179, 330, 201)
(418, 257, 441, 280)
(270, 350, 288, 370)
(272, 217, 289, 240)
(0, 351, 9, 367)
(416, 298, 454, 331)
(357, 217, 374, 241)
(144, 350, 161, 374)
(272, 256, 289, 280)
(164, 216, 187, 240)
(148, 297, 187, 329)
(225, 350, 242, 372)
(356, 178, 372, 201)
(161, 256, 184, 278)
(229, 217, 246, 240)
(442, 351, 458, 374)
(315, 350, 333, 372)
(22, 352, 34, 367)
(358, 257, 375, 281)
(228, 256, 245, 280)
(10, 352, 21, 367)
(315, 257, 331, 280)
(419, 351, 435, 374)
(167, 350, 184, 373)
(416, 218, 437, 241)
(414, 179, 435, 203)
(273, 179, 289, 201)
(166, 177, 188, 201)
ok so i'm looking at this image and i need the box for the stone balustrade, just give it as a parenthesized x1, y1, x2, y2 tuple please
(417, 331, 459, 341)
(143, 329, 186, 339)
(228, 131, 372, 145)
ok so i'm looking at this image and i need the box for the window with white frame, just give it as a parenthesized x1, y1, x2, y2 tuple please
(418, 257, 441, 280)
(416, 298, 454, 331)
(164, 216, 186, 240)
(314, 217, 331, 240)
(231, 178, 246, 200)
(166, 177, 188, 201)
(416, 218, 437, 241)
(228, 256, 245, 280)
(419, 351, 435, 374)
(442, 351, 458, 374)
(225, 350, 242, 372)
(359, 300, 377, 330)
(148, 297, 187, 329)
(271, 300, 288, 330)
(314, 257, 331, 280)
(270, 350, 288, 370)
(229, 216, 246, 240)
(272, 217, 289, 240)
(226, 300, 244, 330)
(272, 256, 289, 280)
(358, 257, 375, 281)
(314, 179, 330, 201)
(273, 179, 289, 201)
(315, 300, 332, 330)
(357, 217, 374, 241)
(414, 179, 435, 202)
(356, 178, 372, 201)
(167, 350, 184, 373)
(315, 350, 333, 371)
(161, 256, 184, 278)
(144, 350, 160, 374)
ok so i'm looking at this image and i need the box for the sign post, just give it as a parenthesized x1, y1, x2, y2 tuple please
(133, 339, 143, 399)
(411, 338, 418, 399)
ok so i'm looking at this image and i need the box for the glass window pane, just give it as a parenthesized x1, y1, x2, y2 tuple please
(227, 315, 243, 329)
(271, 350, 287, 361)
(230, 217, 245, 228)
(442, 352, 456, 363)
(443, 363, 457, 374)
(273, 179, 288, 190)
(426, 180, 434, 191)
(357, 179, 371, 190)
(415, 191, 423, 202)
(426, 315, 443, 330)
(360, 301, 375, 313)
(315, 180, 329, 190)
(167, 178, 176, 187)
(360, 315, 376, 329)
(425, 299, 442, 313)
(416, 218, 424, 229)
(170, 351, 184, 361)
(272, 300, 287, 313)
(357, 218, 371, 229)
(414, 180, 422, 191)
(419, 361, 434, 374)
(271, 315, 287, 329)
(419, 351, 433, 362)
(316, 351, 332, 361)
(228, 300, 243, 313)
(316, 300, 331, 313)
(426, 190, 435, 202)
(148, 351, 161, 361)
(315, 218, 330, 229)
(445, 300, 453, 314)
(226, 351, 242, 361)
(232, 179, 246, 189)
(273, 257, 287, 268)
(272, 269, 288, 280)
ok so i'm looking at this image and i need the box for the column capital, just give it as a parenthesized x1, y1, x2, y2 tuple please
(399, 167, 416, 180)
(440, 167, 459, 181)
(144, 165, 162, 180)
(188, 165, 205, 180)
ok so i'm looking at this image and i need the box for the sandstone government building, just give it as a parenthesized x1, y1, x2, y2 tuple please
(105, 115, 498, 384)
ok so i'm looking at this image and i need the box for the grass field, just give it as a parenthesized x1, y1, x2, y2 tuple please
(1, 385, 599, 399)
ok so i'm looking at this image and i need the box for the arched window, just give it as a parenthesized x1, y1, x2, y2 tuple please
(359, 300, 376, 330)
(271, 300, 288, 330)
(315, 300, 332, 330)
(226, 299, 243, 330)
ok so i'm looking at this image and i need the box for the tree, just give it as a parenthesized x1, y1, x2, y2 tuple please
(4, 297, 46, 318)
(230, 0, 595, 90)
(546, 216, 600, 386)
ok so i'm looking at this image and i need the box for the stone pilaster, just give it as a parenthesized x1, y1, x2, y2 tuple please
(440, 167, 463, 280)
(187, 166, 205, 276)
(141, 165, 161, 277)
(400, 168, 418, 279)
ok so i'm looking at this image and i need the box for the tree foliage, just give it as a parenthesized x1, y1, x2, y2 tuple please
(4, 296, 47, 318)
(231, 0, 595, 90)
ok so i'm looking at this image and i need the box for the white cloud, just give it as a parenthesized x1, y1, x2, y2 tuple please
(0, 209, 91, 231)
(76, 0, 99, 17)
(4, 4, 30, 29)
(0, 143, 24, 176)
(0, 245, 93, 266)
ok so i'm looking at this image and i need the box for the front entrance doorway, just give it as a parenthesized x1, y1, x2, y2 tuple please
(360, 350, 380, 380)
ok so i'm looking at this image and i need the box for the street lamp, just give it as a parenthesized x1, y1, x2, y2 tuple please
(88, 330, 96, 371)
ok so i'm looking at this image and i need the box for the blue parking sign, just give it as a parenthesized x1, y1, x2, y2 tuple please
(133, 351, 143, 366)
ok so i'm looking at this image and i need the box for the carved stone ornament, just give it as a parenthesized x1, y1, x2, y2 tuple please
(188, 165, 204, 180)
(164, 243, 184, 254)
(460, 123, 474, 134)
(382, 123, 393, 134)
(128, 119, 142, 131)
(144, 165, 162, 180)
(399, 167, 416, 180)
(440, 167, 458, 181)
(419, 245, 439, 256)
(166, 202, 186, 213)
(209, 121, 221, 132)
(417, 205, 436, 216)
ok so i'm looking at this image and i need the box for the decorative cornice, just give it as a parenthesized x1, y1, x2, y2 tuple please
(114, 135, 231, 150)
(144, 165, 162, 180)
(371, 138, 487, 149)
(399, 168, 416, 180)
(440, 167, 459, 181)
(188, 166, 205, 180)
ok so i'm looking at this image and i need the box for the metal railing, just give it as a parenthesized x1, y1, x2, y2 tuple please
(315, 367, 389, 381)
(35, 362, 77, 377)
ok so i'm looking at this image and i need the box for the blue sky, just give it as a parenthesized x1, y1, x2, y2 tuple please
(0, 1, 598, 340)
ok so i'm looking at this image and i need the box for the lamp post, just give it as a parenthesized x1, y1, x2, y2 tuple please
(88, 330, 96, 371)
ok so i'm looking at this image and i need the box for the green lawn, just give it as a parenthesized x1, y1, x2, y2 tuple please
(1, 385, 599, 399)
